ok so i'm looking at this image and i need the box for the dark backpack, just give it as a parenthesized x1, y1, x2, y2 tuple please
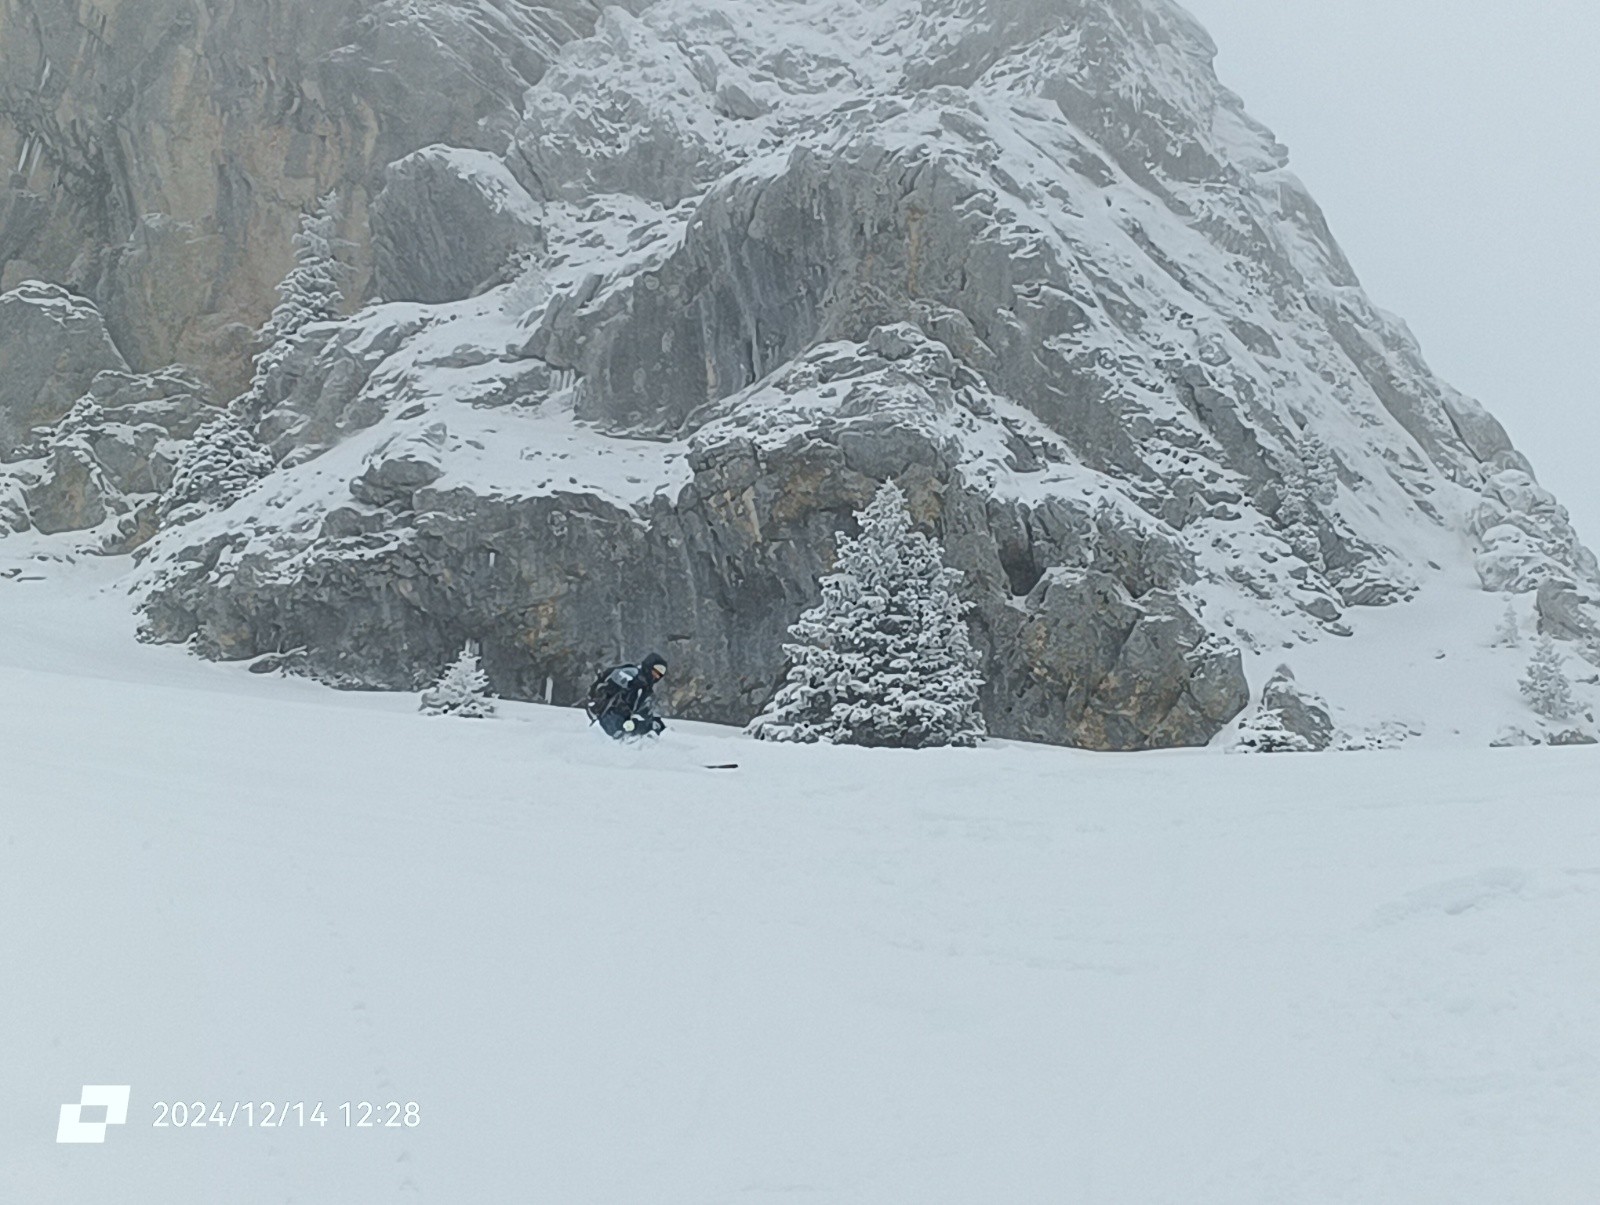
(585, 664, 633, 720)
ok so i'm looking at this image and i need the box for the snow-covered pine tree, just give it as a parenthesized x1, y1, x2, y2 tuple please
(1230, 709, 1315, 754)
(420, 643, 497, 718)
(1276, 456, 1324, 571)
(262, 191, 344, 350)
(160, 415, 275, 520)
(164, 194, 347, 521)
(748, 480, 985, 748)
(234, 191, 346, 422)
(1301, 433, 1339, 507)
(1493, 599, 1521, 648)
(1520, 635, 1578, 721)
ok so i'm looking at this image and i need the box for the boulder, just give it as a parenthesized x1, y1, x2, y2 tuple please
(0, 284, 129, 460)
(25, 443, 111, 535)
(350, 449, 446, 509)
(0, 362, 219, 547)
(1257, 664, 1335, 751)
(1536, 578, 1600, 648)
(1549, 728, 1599, 747)
(371, 148, 545, 305)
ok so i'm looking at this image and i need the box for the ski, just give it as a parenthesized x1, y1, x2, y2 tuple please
(703, 764, 739, 770)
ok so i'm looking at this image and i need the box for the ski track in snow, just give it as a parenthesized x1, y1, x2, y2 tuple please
(3, 555, 1599, 1203)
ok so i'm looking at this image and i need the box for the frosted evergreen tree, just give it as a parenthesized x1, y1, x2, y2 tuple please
(1276, 458, 1324, 571)
(262, 191, 344, 349)
(168, 193, 345, 522)
(420, 643, 497, 718)
(1231, 709, 1315, 754)
(161, 416, 274, 520)
(234, 191, 346, 422)
(1520, 636, 1578, 721)
(1301, 433, 1339, 507)
(748, 480, 985, 748)
(1493, 599, 1521, 648)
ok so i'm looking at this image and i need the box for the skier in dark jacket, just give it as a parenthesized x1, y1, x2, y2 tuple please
(585, 652, 668, 739)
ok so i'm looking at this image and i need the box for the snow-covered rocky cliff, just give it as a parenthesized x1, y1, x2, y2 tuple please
(3, 0, 1597, 749)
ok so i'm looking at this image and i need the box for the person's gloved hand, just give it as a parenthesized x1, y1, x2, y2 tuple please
(651, 717, 667, 734)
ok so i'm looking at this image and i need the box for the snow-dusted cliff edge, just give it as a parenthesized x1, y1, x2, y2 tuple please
(2, 0, 1597, 748)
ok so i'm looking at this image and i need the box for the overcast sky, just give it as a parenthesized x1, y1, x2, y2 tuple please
(1176, 0, 1600, 544)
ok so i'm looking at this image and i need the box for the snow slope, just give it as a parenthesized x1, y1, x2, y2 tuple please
(4, 556, 1599, 1203)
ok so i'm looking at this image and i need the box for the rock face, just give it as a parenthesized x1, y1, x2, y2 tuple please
(0, 308, 220, 549)
(1472, 469, 1598, 595)
(371, 147, 545, 305)
(138, 319, 1250, 747)
(9, 0, 1599, 747)
(0, 0, 615, 397)
(0, 283, 129, 459)
(0, 283, 221, 549)
(1258, 665, 1335, 751)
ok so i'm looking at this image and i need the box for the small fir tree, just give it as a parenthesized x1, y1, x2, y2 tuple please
(1231, 709, 1316, 754)
(1520, 636, 1578, 722)
(748, 480, 985, 748)
(1493, 599, 1521, 648)
(421, 643, 497, 718)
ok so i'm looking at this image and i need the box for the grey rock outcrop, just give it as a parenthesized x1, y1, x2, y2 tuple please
(1548, 728, 1599, 747)
(25, 443, 110, 535)
(1536, 578, 1600, 659)
(371, 147, 545, 305)
(141, 399, 1246, 748)
(990, 569, 1248, 749)
(255, 308, 433, 459)
(0, 0, 613, 397)
(509, 7, 728, 205)
(0, 283, 220, 550)
(1231, 665, 1334, 753)
(1259, 665, 1335, 751)
(0, 283, 129, 459)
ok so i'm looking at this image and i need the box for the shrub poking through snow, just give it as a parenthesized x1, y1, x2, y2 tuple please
(1520, 636, 1578, 722)
(161, 416, 274, 520)
(1493, 599, 1521, 648)
(1231, 709, 1317, 754)
(748, 480, 985, 748)
(421, 643, 496, 718)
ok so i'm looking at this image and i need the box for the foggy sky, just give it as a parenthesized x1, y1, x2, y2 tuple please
(1177, 0, 1600, 544)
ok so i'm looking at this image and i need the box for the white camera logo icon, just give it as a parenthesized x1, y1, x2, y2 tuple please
(57, 1085, 132, 1144)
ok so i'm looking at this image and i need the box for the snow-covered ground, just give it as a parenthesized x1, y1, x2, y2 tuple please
(4, 553, 1599, 1203)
